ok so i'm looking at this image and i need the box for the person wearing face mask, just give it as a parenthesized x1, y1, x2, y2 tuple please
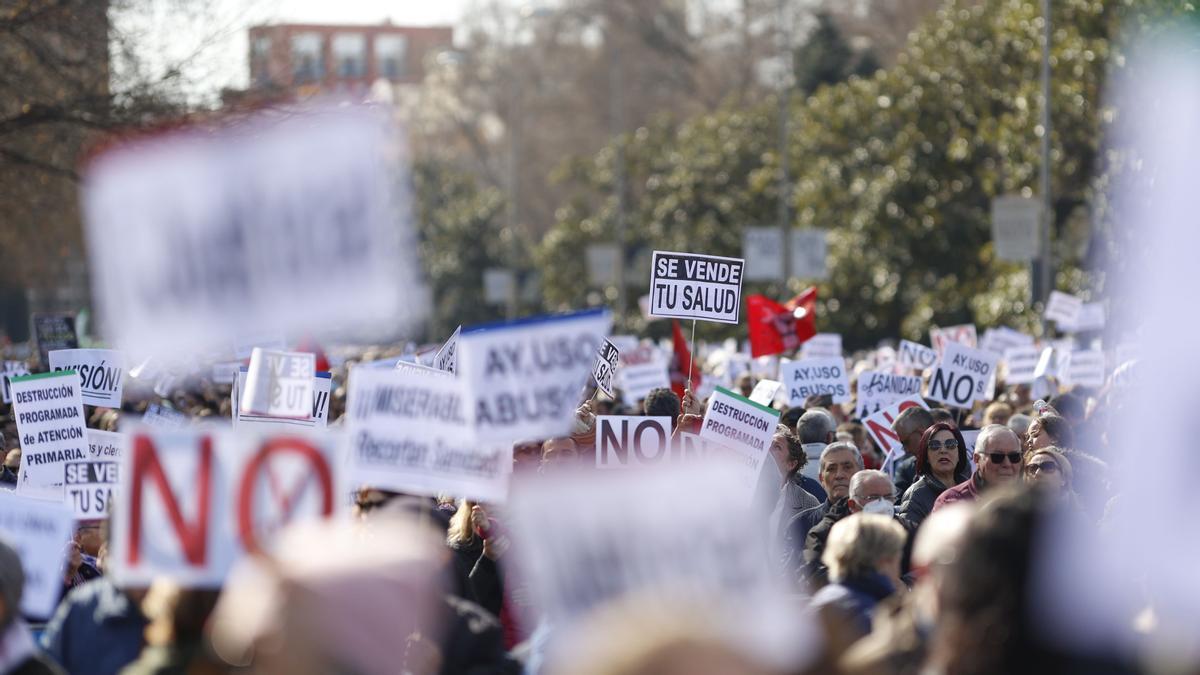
(931, 425, 1023, 512)
(781, 442, 863, 577)
(801, 470, 917, 590)
(898, 423, 972, 528)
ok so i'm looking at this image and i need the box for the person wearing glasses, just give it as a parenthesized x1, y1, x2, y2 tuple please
(931, 425, 1023, 512)
(898, 422, 972, 527)
(1024, 446, 1073, 496)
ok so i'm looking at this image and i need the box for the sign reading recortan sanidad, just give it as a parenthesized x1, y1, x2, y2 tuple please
(648, 251, 745, 324)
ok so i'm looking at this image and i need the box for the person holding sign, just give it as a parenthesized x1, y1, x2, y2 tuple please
(897, 423, 972, 528)
(932, 425, 1023, 512)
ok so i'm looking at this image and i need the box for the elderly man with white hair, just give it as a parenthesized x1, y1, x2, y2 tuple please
(932, 424, 1024, 512)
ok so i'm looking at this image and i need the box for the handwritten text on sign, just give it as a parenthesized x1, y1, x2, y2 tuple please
(458, 309, 612, 445)
(780, 357, 851, 404)
(109, 427, 340, 587)
(11, 371, 87, 501)
(926, 342, 999, 409)
(345, 368, 507, 504)
(48, 349, 125, 408)
(649, 251, 745, 324)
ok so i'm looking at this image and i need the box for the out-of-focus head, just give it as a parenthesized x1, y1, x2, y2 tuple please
(1007, 413, 1033, 438)
(822, 513, 906, 583)
(513, 441, 542, 472)
(3, 449, 19, 470)
(0, 536, 22, 628)
(818, 442, 863, 500)
(1023, 447, 1073, 493)
(644, 387, 681, 419)
(1048, 393, 1085, 427)
(836, 422, 868, 456)
(541, 437, 579, 469)
(983, 402, 1013, 427)
(769, 425, 804, 477)
(974, 425, 1023, 485)
(1026, 414, 1073, 452)
(929, 408, 956, 425)
(893, 407, 935, 454)
(734, 373, 756, 397)
(797, 409, 836, 445)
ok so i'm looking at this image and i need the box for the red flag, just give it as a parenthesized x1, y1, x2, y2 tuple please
(670, 320, 700, 399)
(746, 287, 818, 358)
(292, 336, 331, 373)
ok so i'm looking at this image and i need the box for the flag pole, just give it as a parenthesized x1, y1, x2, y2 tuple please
(687, 319, 697, 393)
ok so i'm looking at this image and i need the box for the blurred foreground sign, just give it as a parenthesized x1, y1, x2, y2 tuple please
(0, 492, 72, 618)
(109, 427, 340, 587)
(82, 105, 427, 358)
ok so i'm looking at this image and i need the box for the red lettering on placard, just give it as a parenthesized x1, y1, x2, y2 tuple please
(236, 436, 333, 554)
(128, 434, 212, 566)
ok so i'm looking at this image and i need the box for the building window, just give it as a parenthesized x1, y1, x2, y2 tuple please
(291, 32, 324, 83)
(375, 34, 407, 80)
(332, 32, 366, 78)
(251, 35, 272, 86)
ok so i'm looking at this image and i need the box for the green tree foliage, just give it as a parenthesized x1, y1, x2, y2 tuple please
(538, 0, 1194, 348)
(793, 12, 881, 95)
(412, 158, 510, 338)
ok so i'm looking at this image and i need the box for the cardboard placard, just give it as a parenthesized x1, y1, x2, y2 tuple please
(344, 367, 506, 504)
(748, 379, 784, 406)
(1044, 291, 1083, 327)
(864, 395, 930, 475)
(979, 327, 1035, 357)
(82, 105, 428, 358)
(1003, 346, 1041, 385)
(11, 370, 88, 501)
(48, 349, 125, 408)
(780, 357, 851, 404)
(87, 429, 126, 460)
(930, 324, 978, 356)
(699, 386, 780, 459)
(925, 343, 999, 409)
(458, 309, 612, 445)
(1062, 348, 1106, 388)
(593, 339, 621, 398)
(648, 251, 745, 324)
(240, 349, 315, 419)
(32, 313, 78, 367)
(233, 370, 331, 430)
(64, 460, 120, 519)
(855, 371, 922, 418)
(1, 360, 30, 404)
(142, 404, 189, 429)
(595, 416, 674, 469)
(799, 333, 842, 359)
(0, 492, 73, 618)
(897, 339, 938, 371)
(109, 426, 341, 586)
(434, 326, 460, 374)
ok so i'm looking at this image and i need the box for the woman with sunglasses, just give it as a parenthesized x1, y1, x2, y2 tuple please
(1023, 446, 1074, 496)
(898, 422, 971, 527)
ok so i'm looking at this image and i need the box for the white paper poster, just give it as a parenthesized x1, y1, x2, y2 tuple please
(142, 404, 189, 429)
(897, 340, 938, 371)
(925, 342, 999, 409)
(109, 426, 341, 587)
(0, 492, 73, 617)
(434, 326, 460, 374)
(458, 309, 612, 445)
(1, 361, 30, 404)
(1044, 291, 1084, 327)
(11, 370, 88, 501)
(592, 339, 621, 398)
(48, 349, 126, 408)
(64, 460, 120, 519)
(699, 387, 780, 462)
(748, 379, 784, 406)
(780, 357, 851, 404)
(233, 370, 331, 430)
(855, 371, 922, 418)
(239, 349, 315, 419)
(1003, 346, 1041, 385)
(930, 324, 978, 355)
(87, 429, 126, 460)
(648, 251, 745, 324)
(864, 395, 930, 475)
(595, 416, 673, 469)
(800, 333, 842, 359)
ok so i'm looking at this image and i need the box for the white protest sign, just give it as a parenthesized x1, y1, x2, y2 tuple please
(780, 357, 851, 404)
(1060, 302, 1106, 332)
(1, 360, 30, 404)
(897, 340, 938, 372)
(991, 194, 1041, 262)
(48, 349, 125, 408)
(87, 429, 126, 460)
(595, 416, 673, 469)
(233, 370, 331, 430)
(1062, 348, 1106, 388)
(344, 367, 507, 504)
(82, 104, 428, 358)
(109, 426, 341, 587)
(961, 429, 981, 457)
(0, 492, 73, 617)
(232, 333, 287, 361)
(239, 349, 315, 419)
(864, 395, 930, 474)
(790, 229, 829, 280)
(930, 324, 978, 356)
(742, 227, 784, 281)
(1045, 291, 1084, 327)
(925, 342, 999, 409)
(593, 339, 621, 398)
(979, 327, 1034, 357)
(142, 403, 188, 429)
(749, 379, 784, 406)
(458, 309, 612, 445)
(11, 371, 87, 501)
(1003, 346, 1041, 385)
(64, 460, 120, 519)
(615, 347, 670, 405)
(394, 360, 452, 378)
(800, 333, 842, 359)
(648, 251, 745, 324)
(434, 326, 460, 374)
(855, 371, 923, 418)
(699, 386, 780, 463)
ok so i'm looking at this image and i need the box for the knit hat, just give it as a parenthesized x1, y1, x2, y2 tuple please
(0, 537, 24, 627)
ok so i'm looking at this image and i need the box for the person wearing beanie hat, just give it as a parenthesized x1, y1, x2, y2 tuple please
(0, 536, 63, 674)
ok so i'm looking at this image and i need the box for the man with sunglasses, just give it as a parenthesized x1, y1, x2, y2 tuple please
(931, 424, 1023, 512)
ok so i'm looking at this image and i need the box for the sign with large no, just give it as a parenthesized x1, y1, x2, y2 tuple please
(595, 416, 673, 469)
(925, 342, 999, 409)
(109, 427, 340, 587)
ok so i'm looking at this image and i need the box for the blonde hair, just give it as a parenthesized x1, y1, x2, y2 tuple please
(822, 513, 906, 582)
(446, 499, 477, 546)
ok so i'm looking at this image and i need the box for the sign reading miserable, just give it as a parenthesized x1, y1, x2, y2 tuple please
(10, 370, 87, 500)
(648, 251, 745, 324)
(344, 367, 508, 504)
(457, 309, 611, 445)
